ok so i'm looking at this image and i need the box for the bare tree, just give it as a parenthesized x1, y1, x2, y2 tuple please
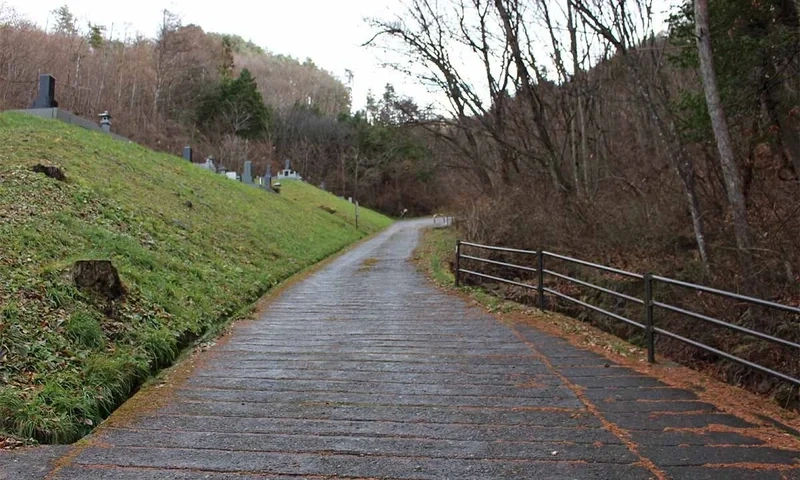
(368, 0, 581, 194)
(153, 10, 181, 122)
(694, 0, 751, 259)
(366, 0, 500, 194)
(571, 0, 711, 273)
(492, 0, 571, 193)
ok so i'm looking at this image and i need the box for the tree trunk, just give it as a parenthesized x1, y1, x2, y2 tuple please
(571, 107, 580, 194)
(635, 67, 712, 274)
(494, 0, 571, 194)
(578, 96, 589, 196)
(695, 0, 752, 258)
(762, 75, 800, 178)
(676, 149, 711, 271)
(568, 3, 590, 197)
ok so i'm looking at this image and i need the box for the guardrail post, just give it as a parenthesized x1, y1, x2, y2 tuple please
(644, 273, 655, 364)
(454, 240, 461, 287)
(537, 249, 545, 311)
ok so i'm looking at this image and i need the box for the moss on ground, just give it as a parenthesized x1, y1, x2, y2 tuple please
(0, 112, 392, 443)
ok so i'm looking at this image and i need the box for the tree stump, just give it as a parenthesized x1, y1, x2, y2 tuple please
(72, 260, 125, 300)
(31, 164, 66, 181)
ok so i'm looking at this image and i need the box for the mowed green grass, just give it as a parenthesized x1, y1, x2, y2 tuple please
(0, 113, 392, 443)
(279, 180, 392, 235)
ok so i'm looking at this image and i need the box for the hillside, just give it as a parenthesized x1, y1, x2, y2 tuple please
(0, 113, 392, 443)
(279, 180, 392, 234)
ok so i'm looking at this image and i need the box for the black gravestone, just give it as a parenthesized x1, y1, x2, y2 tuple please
(32, 74, 58, 108)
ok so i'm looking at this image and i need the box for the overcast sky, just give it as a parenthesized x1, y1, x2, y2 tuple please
(5, 0, 679, 112)
(4, 0, 426, 110)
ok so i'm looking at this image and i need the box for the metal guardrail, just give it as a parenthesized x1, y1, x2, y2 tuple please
(454, 240, 800, 387)
(432, 215, 453, 228)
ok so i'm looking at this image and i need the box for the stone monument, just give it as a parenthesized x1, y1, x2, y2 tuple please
(242, 161, 254, 184)
(31, 74, 58, 108)
(277, 159, 302, 181)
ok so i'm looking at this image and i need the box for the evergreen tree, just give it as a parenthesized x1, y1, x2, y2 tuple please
(88, 23, 104, 49)
(52, 5, 77, 35)
(197, 68, 272, 139)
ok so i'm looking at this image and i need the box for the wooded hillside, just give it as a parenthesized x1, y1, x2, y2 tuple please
(369, 0, 800, 404)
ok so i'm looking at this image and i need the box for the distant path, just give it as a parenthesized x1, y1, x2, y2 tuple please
(11, 220, 799, 479)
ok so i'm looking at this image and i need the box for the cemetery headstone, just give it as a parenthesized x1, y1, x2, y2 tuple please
(242, 161, 254, 184)
(262, 164, 272, 190)
(183, 146, 193, 162)
(276, 158, 303, 181)
(32, 74, 58, 108)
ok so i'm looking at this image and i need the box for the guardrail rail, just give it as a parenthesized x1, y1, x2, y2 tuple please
(455, 240, 800, 387)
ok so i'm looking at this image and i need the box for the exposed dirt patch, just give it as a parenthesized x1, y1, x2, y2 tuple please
(31, 164, 66, 181)
(359, 257, 380, 272)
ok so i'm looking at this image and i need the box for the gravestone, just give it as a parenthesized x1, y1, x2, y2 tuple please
(262, 164, 272, 190)
(242, 161, 254, 184)
(31, 74, 58, 108)
(193, 156, 215, 172)
(183, 146, 193, 162)
(276, 158, 302, 181)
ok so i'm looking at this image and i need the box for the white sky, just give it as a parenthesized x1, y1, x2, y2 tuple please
(4, 0, 679, 112)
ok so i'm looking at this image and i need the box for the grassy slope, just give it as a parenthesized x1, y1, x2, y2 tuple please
(413, 227, 516, 312)
(0, 113, 392, 443)
(279, 180, 391, 235)
(414, 228, 457, 286)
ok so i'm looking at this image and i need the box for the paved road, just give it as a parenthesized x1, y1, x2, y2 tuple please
(8, 220, 800, 479)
